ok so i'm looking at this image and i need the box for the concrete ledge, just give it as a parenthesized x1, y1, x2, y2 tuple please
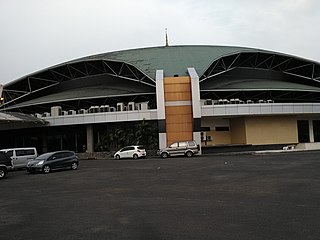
(295, 142, 320, 150)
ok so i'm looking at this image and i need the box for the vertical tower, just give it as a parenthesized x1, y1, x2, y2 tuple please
(156, 68, 202, 153)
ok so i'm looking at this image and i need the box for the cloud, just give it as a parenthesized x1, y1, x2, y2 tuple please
(1, 0, 320, 84)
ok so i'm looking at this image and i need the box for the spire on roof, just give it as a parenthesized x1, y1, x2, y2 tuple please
(0, 84, 3, 102)
(165, 28, 169, 47)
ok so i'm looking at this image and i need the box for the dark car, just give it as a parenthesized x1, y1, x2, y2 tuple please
(27, 150, 78, 174)
(0, 151, 13, 179)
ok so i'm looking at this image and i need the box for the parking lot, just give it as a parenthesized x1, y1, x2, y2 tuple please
(1, 151, 320, 240)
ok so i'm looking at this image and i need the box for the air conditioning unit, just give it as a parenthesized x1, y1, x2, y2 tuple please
(128, 102, 135, 111)
(89, 106, 99, 113)
(205, 99, 213, 105)
(212, 100, 219, 105)
(117, 102, 124, 112)
(223, 99, 230, 104)
(78, 109, 87, 114)
(42, 112, 50, 117)
(68, 110, 76, 115)
(100, 105, 109, 112)
(51, 106, 62, 117)
(139, 102, 149, 110)
(234, 98, 241, 104)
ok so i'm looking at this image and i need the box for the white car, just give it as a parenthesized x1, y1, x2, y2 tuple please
(114, 146, 146, 160)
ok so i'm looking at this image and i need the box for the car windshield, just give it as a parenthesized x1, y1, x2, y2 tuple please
(35, 152, 53, 160)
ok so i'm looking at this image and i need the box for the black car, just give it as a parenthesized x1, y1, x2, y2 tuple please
(27, 150, 79, 174)
(0, 151, 13, 179)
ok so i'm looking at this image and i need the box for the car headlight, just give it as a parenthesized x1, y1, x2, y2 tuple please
(36, 160, 44, 166)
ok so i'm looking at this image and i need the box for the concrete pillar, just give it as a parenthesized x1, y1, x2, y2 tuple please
(309, 120, 314, 143)
(60, 135, 63, 150)
(156, 70, 167, 149)
(188, 67, 202, 154)
(42, 132, 48, 153)
(75, 133, 78, 153)
(86, 124, 94, 153)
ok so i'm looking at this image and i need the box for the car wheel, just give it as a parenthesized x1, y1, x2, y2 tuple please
(161, 152, 168, 159)
(71, 162, 78, 170)
(0, 168, 7, 179)
(186, 151, 193, 157)
(115, 155, 120, 160)
(133, 154, 138, 160)
(42, 165, 51, 174)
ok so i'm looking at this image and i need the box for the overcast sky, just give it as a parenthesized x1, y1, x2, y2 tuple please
(1, 0, 320, 84)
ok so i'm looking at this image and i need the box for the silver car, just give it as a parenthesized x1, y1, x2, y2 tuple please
(158, 141, 199, 158)
(114, 146, 146, 160)
(0, 147, 37, 169)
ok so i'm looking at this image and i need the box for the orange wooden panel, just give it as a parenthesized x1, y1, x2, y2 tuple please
(166, 114, 193, 124)
(164, 83, 191, 93)
(167, 132, 193, 144)
(165, 106, 192, 115)
(165, 92, 192, 101)
(166, 122, 193, 133)
(164, 76, 190, 84)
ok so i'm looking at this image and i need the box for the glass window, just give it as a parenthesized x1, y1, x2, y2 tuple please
(15, 149, 35, 156)
(25, 149, 35, 155)
(297, 120, 309, 143)
(179, 142, 187, 147)
(5, 150, 13, 158)
(137, 146, 145, 150)
(215, 126, 230, 131)
(16, 150, 25, 156)
(170, 142, 178, 148)
(51, 153, 64, 160)
(313, 120, 320, 142)
(188, 141, 196, 146)
(64, 151, 74, 157)
(120, 147, 130, 152)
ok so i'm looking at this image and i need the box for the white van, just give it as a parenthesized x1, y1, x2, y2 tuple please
(0, 147, 38, 169)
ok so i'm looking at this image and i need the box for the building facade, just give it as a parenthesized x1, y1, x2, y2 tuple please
(1, 45, 320, 153)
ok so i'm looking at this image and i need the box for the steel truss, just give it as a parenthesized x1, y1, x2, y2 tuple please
(1, 60, 155, 109)
(200, 52, 320, 83)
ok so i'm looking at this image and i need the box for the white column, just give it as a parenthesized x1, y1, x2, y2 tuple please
(188, 67, 202, 154)
(156, 70, 167, 149)
(309, 120, 314, 143)
(188, 68, 201, 119)
(86, 124, 94, 153)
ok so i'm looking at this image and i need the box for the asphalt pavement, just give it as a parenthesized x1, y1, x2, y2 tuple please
(1, 151, 320, 240)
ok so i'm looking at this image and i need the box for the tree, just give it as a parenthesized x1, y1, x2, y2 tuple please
(95, 120, 158, 152)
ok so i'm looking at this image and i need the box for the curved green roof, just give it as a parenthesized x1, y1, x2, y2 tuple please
(66, 45, 273, 79)
(3, 45, 320, 112)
